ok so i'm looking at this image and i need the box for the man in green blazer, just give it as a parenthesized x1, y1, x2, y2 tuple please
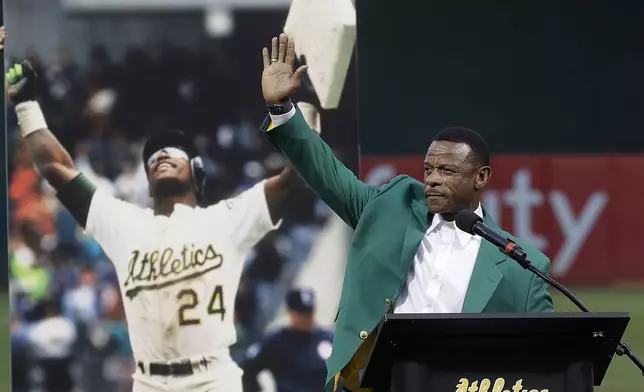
(258, 34, 554, 392)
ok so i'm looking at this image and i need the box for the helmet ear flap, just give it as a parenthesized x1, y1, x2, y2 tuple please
(190, 156, 206, 195)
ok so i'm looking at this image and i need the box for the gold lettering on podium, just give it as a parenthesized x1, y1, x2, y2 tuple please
(454, 378, 548, 392)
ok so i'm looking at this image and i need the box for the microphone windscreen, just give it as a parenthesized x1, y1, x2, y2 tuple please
(455, 210, 482, 234)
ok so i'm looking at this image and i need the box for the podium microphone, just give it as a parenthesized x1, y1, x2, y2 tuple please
(455, 210, 644, 376)
(455, 210, 529, 265)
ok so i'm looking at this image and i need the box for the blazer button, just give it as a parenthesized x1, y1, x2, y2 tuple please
(385, 298, 392, 307)
(359, 330, 368, 340)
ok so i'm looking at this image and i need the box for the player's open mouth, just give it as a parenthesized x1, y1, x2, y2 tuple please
(156, 162, 176, 172)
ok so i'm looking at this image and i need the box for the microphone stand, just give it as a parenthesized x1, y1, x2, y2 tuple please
(506, 246, 644, 376)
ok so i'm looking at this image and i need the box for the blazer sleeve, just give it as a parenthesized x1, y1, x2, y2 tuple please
(525, 257, 555, 312)
(260, 107, 377, 229)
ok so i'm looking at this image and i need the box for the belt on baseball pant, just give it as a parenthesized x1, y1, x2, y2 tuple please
(137, 357, 213, 377)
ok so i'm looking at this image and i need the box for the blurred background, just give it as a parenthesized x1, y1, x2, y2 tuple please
(2, 0, 643, 392)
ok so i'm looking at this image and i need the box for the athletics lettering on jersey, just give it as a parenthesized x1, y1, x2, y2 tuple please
(124, 244, 223, 299)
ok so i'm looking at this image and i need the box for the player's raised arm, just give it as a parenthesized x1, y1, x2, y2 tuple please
(6, 61, 93, 219)
(263, 165, 296, 224)
(259, 34, 377, 229)
(5, 59, 142, 253)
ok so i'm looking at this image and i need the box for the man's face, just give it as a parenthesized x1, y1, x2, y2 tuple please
(147, 147, 193, 197)
(288, 310, 315, 331)
(423, 140, 490, 214)
(80, 270, 95, 286)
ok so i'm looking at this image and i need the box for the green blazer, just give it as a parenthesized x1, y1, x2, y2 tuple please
(261, 108, 554, 392)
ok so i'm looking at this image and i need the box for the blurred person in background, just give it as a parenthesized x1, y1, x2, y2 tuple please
(11, 315, 32, 392)
(61, 264, 111, 390)
(61, 264, 102, 388)
(114, 141, 152, 208)
(6, 57, 302, 392)
(27, 298, 78, 392)
(10, 139, 56, 235)
(242, 288, 334, 392)
(243, 232, 286, 340)
(10, 222, 52, 317)
(74, 140, 117, 196)
(62, 265, 101, 324)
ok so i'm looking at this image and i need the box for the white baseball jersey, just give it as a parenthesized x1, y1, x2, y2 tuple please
(84, 180, 279, 362)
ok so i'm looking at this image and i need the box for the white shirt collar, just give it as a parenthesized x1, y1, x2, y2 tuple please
(428, 203, 484, 246)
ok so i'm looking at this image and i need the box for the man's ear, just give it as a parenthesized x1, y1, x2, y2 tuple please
(475, 166, 491, 191)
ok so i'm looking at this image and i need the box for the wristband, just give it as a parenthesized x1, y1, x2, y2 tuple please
(267, 101, 293, 115)
(15, 101, 48, 137)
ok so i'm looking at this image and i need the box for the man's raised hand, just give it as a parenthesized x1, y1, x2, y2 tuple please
(261, 33, 308, 105)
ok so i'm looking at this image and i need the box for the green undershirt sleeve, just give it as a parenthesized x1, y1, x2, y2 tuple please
(56, 173, 97, 229)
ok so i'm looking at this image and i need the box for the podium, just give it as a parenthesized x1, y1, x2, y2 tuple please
(361, 312, 630, 392)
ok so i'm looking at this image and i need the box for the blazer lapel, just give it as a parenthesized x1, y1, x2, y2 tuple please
(461, 207, 506, 313)
(400, 199, 430, 273)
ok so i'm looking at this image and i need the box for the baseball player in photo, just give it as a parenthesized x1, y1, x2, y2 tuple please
(6, 59, 310, 392)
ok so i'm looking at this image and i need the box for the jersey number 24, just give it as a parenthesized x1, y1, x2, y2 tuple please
(177, 285, 225, 326)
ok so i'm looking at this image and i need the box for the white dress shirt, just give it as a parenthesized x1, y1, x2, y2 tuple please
(394, 204, 483, 314)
